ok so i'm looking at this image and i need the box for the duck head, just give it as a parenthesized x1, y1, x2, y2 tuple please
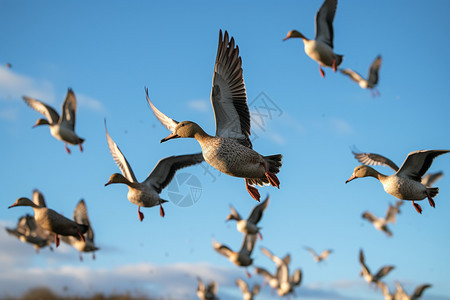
(283, 30, 307, 41)
(345, 165, 377, 183)
(160, 121, 205, 143)
(8, 197, 36, 209)
(105, 173, 130, 186)
(33, 118, 50, 128)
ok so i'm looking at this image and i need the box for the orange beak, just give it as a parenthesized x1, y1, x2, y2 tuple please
(345, 175, 356, 184)
(160, 132, 180, 143)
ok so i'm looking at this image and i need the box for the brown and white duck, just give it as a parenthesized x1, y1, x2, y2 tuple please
(347, 150, 450, 214)
(23, 88, 84, 154)
(283, 0, 343, 77)
(104, 121, 204, 221)
(8, 195, 88, 247)
(146, 30, 282, 202)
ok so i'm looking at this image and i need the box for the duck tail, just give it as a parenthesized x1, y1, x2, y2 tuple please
(335, 55, 344, 67)
(427, 187, 439, 198)
(264, 154, 283, 174)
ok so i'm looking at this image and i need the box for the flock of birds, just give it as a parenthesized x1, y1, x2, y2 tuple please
(5, 0, 448, 299)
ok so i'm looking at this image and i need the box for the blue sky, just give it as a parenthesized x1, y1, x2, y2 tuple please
(1, 1, 450, 299)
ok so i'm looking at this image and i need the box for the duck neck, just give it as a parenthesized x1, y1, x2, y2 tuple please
(193, 127, 212, 143)
(369, 168, 387, 182)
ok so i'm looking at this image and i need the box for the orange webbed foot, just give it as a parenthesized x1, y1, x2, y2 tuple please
(55, 234, 60, 247)
(265, 171, 280, 188)
(319, 65, 325, 77)
(160, 204, 165, 218)
(79, 143, 83, 152)
(412, 201, 422, 214)
(245, 179, 260, 201)
(332, 59, 337, 72)
(65, 144, 71, 154)
(138, 206, 144, 221)
(428, 196, 435, 208)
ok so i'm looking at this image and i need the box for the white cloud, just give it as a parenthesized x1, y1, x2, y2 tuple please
(0, 66, 104, 113)
(77, 93, 105, 113)
(329, 118, 354, 135)
(188, 99, 210, 112)
(0, 66, 55, 103)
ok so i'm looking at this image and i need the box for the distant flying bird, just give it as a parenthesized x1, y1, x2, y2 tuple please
(361, 209, 396, 237)
(104, 121, 203, 221)
(283, 0, 343, 77)
(359, 249, 394, 285)
(236, 278, 260, 300)
(196, 278, 219, 300)
(5, 214, 53, 253)
(145, 29, 282, 202)
(254, 252, 291, 291)
(340, 55, 382, 96)
(260, 247, 302, 297)
(377, 281, 394, 300)
(212, 234, 257, 277)
(6, 63, 12, 68)
(394, 282, 432, 300)
(22, 88, 85, 154)
(386, 200, 404, 224)
(226, 195, 269, 239)
(61, 199, 99, 261)
(8, 192, 88, 247)
(304, 247, 333, 262)
(347, 150, 450, 214)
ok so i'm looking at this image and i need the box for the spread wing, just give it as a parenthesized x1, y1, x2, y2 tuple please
(352, 149, 399, 172)
(362, 211, 377, 223)
(145, 87, 179, 132)
(235, 278, 249, 294)
(396, 150, 450, 181)
(359, 249, 371, 276)
(23, 96, 60, 125)
(247, 195, 269, 224)
(373, 266, 395, 281)
(367, 56, 382, 86)
(240, 234, 257, 256)
(213, 240, 233, 259)
(59, 88, 77, 130)
(411, 284, 431, 299)
(341, 69, 365, 84)
(104, 120, 137, 183)
(211, 30, 251, 147)
(32, 189, 47, 207)
(421, 171, 443, 187)
(73, 199, 94, 243)
(315, 0, 337, 48)
(144, 153, 204, 193)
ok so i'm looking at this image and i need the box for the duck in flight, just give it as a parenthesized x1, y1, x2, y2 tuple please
(283, 0, 343, 77)
(104, 121, 204, 221)
(145, 30, 282, 201)
(348, 149, 449, 213)
(23, 88, 84, 154)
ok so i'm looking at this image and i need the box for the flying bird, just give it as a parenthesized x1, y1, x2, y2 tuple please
(394, 282, 431, 300)
(283, 0, 343, 77)
(104, 121, 204, 221)
(304, 247, 333, 262)
(226, 195, 269, 239)
(61, 199, 99, 261)
(254, 252, 291, 291)
(145, 29, 282, 202)
(340, 55, 382, 96)
(260, 247, 302, 297)
(196, 278, 219, 300)
(359, 249, 394, 285)
(236, 278, 260, 300)
(22, 88, 84, 154)
(8, 190, 88, 247)
(5, 214, 53, 253)
(347, 150, 450, 213)
(377, 281, 394, 300)
(212, 234, 257, 277)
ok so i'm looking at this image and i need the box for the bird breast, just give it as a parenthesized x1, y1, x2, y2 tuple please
(303, 40, 335, 67)
(127, 188, 161, 207)
(382, 176, 427, 200)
